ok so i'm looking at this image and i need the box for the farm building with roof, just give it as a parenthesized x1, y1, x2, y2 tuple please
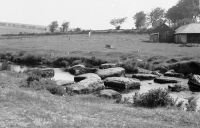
(149, 23, 174, 43)
(175, 23, 200, 43)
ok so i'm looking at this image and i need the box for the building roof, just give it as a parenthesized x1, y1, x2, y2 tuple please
(151, 23, 173, 33)
(175, 23, 200, 34)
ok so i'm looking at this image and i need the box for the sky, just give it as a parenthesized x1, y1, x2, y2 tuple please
(0, 0, 179, 30)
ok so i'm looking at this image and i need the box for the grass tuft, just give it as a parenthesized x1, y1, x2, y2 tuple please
(133, 89, 175, 108)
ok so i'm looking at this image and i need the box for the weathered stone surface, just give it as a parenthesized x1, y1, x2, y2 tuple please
(164, 70, 184, 78)
(134, 67, 152, 74)
(56, 80, 75, 86)
(188, 95, 200, 112)
(104, 77, 140, 92)
(96, 67, 125, 79)
(74, 73, 101, 82)
(67, 64, 97, 75)
(27, 68, 55, 78)
(168, 84, 189, 92)
(169, 61, 200, 75)
(100, 63, 119, 69)
(188, 74, 200, 91)
(99, 89, 121, 99)
(170, 94, 189, 111)
(132, 74, 158, 80)
(154, 77, 179, 84)
(66, 76, 105, 94)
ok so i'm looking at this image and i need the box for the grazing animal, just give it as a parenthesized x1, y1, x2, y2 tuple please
(105, 44, 113, 49)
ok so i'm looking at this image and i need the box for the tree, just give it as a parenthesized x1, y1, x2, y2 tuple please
(148, 7, 165, 27)
(110, 17, 127, 30)
(49, 21, 58, 33)
(166, 0, 199, 24)
(61, 22, 70, 33)
(134, 11, 146, 29)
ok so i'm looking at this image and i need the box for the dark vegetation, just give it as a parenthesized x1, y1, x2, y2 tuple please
(133, 89, 175, 108)
(24, 73, 65, 96)
(0, 52, 107, 68)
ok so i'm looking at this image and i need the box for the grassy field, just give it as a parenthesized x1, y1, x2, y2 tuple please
(0, 34, 199, 62)
(0, 71, 200, 128)
(1, 34, 200, 128)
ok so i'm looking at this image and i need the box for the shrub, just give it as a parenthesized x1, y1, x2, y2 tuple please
(46, 84, 65, 96)
(121, 60, 138, 73)
(133, 89, 174, 108)
(25, 75, 65, 96)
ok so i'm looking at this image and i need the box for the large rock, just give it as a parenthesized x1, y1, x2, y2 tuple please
(27, 68, 55, 78)
(99, 89, 121, 99)
(67, 64, 97, 76)
(100, 63, 119, 69)
(74, 73, 101, 82)
(66, 76, 105, 94)
(188, 74, 200, 91)
(164, 70, 184, 78)
(187, 95, 200, 112)
(104, 77, 141, 92)
(96, 67, 125, 79)
(170, 94, 189, 111)
(169, 61, 200, 75)
(132, 74, 158, 80)
(154, 77, 179, 84)
(168, 84, 189, 92)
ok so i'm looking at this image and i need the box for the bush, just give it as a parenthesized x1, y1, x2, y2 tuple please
(25, 75, 65, 96)
(46, 84, 65, 96)
(133, 89, 174, 108)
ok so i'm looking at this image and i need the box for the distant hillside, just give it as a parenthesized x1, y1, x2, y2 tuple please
(0, 22, 48, 35)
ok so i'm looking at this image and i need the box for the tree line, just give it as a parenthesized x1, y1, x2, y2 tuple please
(110, 0, 200, 30)
(49, 0, 200, 33)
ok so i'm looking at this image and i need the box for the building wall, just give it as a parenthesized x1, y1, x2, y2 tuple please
(175, 34, 187, 43)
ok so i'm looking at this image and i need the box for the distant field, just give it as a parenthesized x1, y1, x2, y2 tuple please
(0, 34, 199, 61)
(0, 26, 46, 35)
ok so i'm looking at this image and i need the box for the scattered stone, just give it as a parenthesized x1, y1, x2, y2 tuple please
(134, 67, 152, 74)
(66, 76, 105, 94)
(168, 84, 189, 92)
(132, 74, 158, 80)
(99, 89, 121, 99)
(100, 63, 119, 69)
(67, 64, 97, 75)
(96, 67, 125, 79)
(164, 70, 184, 78)
(188, 74, 200, 91)
(74, 73, 101, 82)
(104, 77, 140, 92)
(154, 77, 179, 84)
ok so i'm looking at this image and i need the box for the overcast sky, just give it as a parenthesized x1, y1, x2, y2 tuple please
(0, 0, 178, 29)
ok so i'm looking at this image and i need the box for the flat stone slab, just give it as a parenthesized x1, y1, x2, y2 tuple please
(154, 77, 179, 84)
(96, 67, 125, 79)
(74, 73, 101, 82)
(66, 76, 105, 94)
(132, 74, 158, 80)
(104, 77, 141, 92)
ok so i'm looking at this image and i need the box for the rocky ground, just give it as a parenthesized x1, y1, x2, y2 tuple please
(1, 61, 200, 128)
